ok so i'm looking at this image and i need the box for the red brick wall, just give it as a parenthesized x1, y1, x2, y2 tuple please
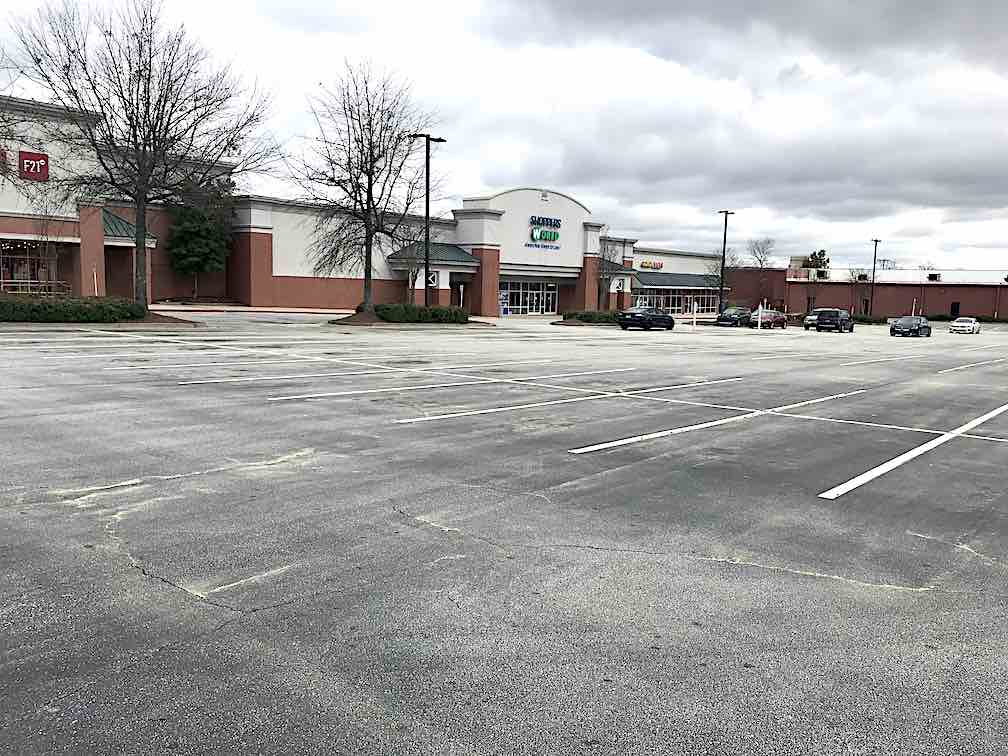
(271, 276, 406, 309)
(786, 280, 1008, 318)
(108, 204, 227, 301)
(725, 267, 787, 309)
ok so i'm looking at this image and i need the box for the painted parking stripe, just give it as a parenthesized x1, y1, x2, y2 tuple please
(568, 390, 867, 454)
(394, 377, 746, 424)
(838, 355, 923, 367)
(817, 401, 1008, 500)
(266, 368, 636, 401)
(774, 411, 1008, 444)
(177, 359, 555, 385)
(104, 352, 478, 371)
(937, 356, 1008, 374)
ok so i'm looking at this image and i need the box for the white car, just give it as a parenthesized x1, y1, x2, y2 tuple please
(949, 317, 981, 334)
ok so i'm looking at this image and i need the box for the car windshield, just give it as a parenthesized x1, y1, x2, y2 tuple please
(897, 317, 919, 325)
(722, 308, 745, 315)
(954, 317, 974, 323)
(819, 309, 839, 316)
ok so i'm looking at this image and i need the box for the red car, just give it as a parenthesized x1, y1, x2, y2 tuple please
(747, 309, 787, 329)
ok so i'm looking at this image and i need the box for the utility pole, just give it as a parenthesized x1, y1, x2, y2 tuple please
(870, 238, 881, 317)
(408, 133, 446, 306)
(717, 210, 734, 314)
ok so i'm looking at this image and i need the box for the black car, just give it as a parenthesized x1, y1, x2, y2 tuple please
(715, 307, 751, 327)
(890, 316, 932, 337)
(616, 307, 675, 331)
(815, 308, 854, 332)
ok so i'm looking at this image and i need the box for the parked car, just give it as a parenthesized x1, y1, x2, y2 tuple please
(949, 317, 981, 334)
(715, 307, 751, 327)
(815, 308, 854, 332)
(803, 308, 828, 330)
(890, 316, 932, 337)
(616, 307, 675, 331)
(747, 309, 788, 329)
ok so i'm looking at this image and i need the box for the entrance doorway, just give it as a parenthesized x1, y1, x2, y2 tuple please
(499, 280, 558, 315)
(951, 301, 961, 318)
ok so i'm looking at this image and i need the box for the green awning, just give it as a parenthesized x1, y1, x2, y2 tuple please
(102, 209, 157, 241)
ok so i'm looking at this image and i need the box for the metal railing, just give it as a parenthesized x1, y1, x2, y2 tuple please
(0, 279, 71, 296)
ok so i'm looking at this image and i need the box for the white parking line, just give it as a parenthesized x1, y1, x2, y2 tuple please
(394, 377, 746, 424)
(104, 352, 478, 371)
(567, 390, 867, 455)
(838, 355, 923, 367)
(267, 368, 636, 402)
(177, 359, 555, 385)
(817, 401, 1008, 500)
(937, 356, 1008, 374)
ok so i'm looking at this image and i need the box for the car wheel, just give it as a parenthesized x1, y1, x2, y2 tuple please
(619, 324, 628, 330)
(781, 321, 787, 329)
(925, 328, 932, 337)
(816, 326, 822, 332)
(804, 324, 809, 330)
(667, 321, 675, 330)
(849, 323, 854, 332)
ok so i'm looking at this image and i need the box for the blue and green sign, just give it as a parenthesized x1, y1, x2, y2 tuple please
(527, 215, 561, 249)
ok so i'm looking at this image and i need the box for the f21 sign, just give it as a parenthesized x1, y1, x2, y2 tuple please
(18, 151, 50, 182)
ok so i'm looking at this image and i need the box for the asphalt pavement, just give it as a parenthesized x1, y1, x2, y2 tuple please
(2, 316, 1006, 754)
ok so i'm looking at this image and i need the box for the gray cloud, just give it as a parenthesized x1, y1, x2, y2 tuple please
(481, 1, 1008, 69)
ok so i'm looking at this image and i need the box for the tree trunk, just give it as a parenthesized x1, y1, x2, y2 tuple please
(407, 271, 416, 304)
(361, 229, 374, 311)
(133, 200, 148, 309)
(193, 272, 199, 301)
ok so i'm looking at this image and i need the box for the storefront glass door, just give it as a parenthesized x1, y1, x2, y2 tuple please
(498, 281, 558, 315)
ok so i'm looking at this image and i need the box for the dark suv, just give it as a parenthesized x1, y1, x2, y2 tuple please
(890, 316, 932, 337)
(815, 308, 853, 332)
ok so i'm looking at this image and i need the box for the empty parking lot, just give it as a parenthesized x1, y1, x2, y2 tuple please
(2, 316, 1007, 754)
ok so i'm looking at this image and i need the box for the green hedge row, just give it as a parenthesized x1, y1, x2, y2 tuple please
(562, 310, 618, 323)
(374, 304, 468, 323)
(0, 295, 145, 322)
(852, 315, 889, 324)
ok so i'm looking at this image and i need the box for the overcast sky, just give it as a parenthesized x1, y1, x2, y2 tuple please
(7, 0, 1008, 269)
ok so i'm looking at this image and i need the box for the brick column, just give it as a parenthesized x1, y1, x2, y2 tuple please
(575, 255, 600, 311)
(470, 247, 500, 316)
(77, 205, 106, 297)
(229, 231, 273, 306)
(620, 257, 634, 309)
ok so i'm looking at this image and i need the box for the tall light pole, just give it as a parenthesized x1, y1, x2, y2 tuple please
(409, 133, 446, 306)
(870, 238, 881, 317)
(717, 210, 734, 314)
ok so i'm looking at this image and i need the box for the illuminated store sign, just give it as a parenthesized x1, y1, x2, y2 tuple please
(526, 215, 561, 250)
(640, 260, 663, 269)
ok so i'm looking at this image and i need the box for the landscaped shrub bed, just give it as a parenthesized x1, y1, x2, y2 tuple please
(562, 310, 618, 324)
(374, 304, 468, 323)
(0, 295, 145, 322)
(852, 314, 889, 324)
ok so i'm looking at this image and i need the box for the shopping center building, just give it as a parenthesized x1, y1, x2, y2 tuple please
(1, 95, 725, 315)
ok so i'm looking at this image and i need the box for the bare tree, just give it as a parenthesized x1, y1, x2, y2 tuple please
(295, 61, 434, 312)
(746, 237, 776, 268)
(705, 247, 740, 305)
(597, 230, 626, 310)
(12, 0, 273, 306)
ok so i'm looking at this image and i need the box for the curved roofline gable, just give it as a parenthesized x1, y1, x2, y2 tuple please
(488, 187, 592, 215)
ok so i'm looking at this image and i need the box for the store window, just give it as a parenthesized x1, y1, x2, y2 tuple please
(0, 239, 66, 295)
(498, 280, 558, 315)
(633, 289, 719, 314)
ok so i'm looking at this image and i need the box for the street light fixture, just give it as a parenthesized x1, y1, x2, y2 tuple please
(717, 210, 734, 314)
(870, 238, 881, 317)
(409, 133, 446, 306)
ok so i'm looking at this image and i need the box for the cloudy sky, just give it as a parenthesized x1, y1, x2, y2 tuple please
(7, 0, 1008, 269)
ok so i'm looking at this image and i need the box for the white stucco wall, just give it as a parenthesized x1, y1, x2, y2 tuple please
(633, 248, 718, 275)
(266, 203, 397, 280)
(476, 188, 591, 269)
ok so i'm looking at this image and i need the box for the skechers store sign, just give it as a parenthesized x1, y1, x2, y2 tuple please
(526, 216, 561, 250)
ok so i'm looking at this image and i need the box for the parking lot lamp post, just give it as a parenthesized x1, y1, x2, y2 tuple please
(717, 210, 734, 313)
(870, 238, 881, 316)
(409, 133, 447, 306)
